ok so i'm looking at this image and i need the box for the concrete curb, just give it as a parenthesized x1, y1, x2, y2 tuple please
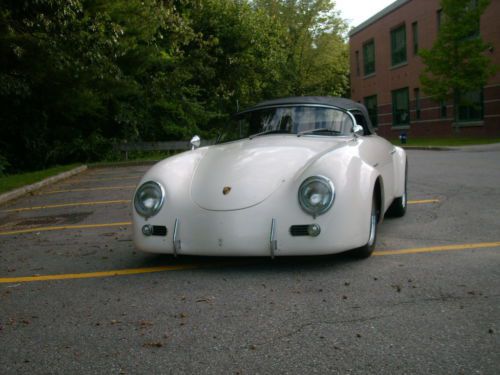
(0, 165, 88, 205)
(401, 146, 454, 151)
(402, 143, 500, 152)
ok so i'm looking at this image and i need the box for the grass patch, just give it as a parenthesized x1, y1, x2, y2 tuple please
(390, 138, 500, 147)
(0, 164, 81, 194)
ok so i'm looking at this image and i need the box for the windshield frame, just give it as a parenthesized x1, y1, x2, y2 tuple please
(232, 104, 357, 141)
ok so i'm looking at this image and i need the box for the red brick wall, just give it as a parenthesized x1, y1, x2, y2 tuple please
(349, 0, 500, 139)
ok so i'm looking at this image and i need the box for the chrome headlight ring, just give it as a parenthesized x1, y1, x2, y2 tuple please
(298, 175, 335, 217)
(134, 181, 165, 219)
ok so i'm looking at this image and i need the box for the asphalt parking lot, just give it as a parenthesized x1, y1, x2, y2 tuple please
(1, 147, 499, 374)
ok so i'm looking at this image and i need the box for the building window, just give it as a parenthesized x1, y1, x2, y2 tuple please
(465, 1, 481, 39)
(363, 40, 375, 76)
(364, 95, 378, 127)
(412, 22, 419, 55)
(392, 88, 410, 126)
(437, 9, 442, 30)
(414, 88, 421, 120)
(391, 24, 407, 66)
(440, 100, 447, 118)
(355, 50, 360, 77)
(456, 90, 483, 122)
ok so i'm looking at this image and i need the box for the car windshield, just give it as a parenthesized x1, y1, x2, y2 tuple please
(226, 106, 354, 141)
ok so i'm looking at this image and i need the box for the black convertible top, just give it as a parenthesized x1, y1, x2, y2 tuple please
(235, 96, 375, 135)
(239, 96, 364, 112)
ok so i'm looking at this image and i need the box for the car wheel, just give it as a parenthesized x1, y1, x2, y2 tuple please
(351, 195, 378, 258)
(386, 159, 408, 218)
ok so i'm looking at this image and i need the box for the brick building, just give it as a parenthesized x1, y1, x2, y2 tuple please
(349, 0, 500, 139)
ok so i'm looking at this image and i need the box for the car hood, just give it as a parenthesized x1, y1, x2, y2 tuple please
(191, 135, 349, 211)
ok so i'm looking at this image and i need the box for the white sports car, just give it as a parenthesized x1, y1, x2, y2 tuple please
(132, 96, 407, 258)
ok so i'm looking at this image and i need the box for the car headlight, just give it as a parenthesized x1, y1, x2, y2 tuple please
(298, 176, 335, 217)
(134, 181, 165, 218)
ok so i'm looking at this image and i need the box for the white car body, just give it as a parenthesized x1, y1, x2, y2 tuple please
(132, 97, 407, 257)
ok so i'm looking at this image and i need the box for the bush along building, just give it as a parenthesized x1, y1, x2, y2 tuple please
(349, 0, 499, 139)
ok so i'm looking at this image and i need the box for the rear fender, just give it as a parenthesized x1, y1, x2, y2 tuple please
(392, 147, 407, 198)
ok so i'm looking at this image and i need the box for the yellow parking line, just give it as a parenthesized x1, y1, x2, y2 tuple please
(37, 185, 136, 195)
(0, 198, 438, 214)
(0, 222, 131, 236)
(64, 176, 141, 183)
(0, 222, 13, 229)
(0, 265, 199, 283)
(1, 242, 499, 284)
(373, 241, 500, 256)
(0, 262, 240, 284)
(2, 200, 131, 213)
(408, 199, 440, 204)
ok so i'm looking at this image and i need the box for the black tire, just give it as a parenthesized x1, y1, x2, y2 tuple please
(351, 195, 378, 258)
(386, 159, 408, 218)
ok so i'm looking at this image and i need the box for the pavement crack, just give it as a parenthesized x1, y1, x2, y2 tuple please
(249, 314, 391, 347)
(387, 293, 500, 307)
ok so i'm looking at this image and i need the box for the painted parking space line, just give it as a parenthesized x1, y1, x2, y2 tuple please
(88, 170, 147, 175)
(37, 185, 136, 195)
(0, 222, 131, 236)
(1, 241, 499, 284)
(408, 199, 440, 204)
(2, 199, 437, 214)
(2, 200, 131, 213)
(373, 241, 500, 256)
(0, 221, 15, 230)
(0, 265, 204, 284)
(62, 176, 142, 183)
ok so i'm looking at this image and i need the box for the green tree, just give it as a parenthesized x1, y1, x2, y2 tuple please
(0, 0, 124, 170)
(104, 0, 203, 142)
(254, 0, 350, 96)
(0, 0, 200, 171)
(420, 0, 497, 115)
(183, 1, 288, 118)
(0, 0, 351, 174)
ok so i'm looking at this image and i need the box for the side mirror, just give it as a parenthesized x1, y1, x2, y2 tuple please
(190, 135, 201, 150)
(353, 124, 364, 136)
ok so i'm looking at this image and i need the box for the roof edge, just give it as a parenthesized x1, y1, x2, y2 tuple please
(348, 0, 411, 38)
(236, 96, 364, 115)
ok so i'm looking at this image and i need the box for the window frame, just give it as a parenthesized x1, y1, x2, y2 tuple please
(364, 95, 378, 128)
(392, 87, 410, 127)
(414, 88, 421, 120)
(440, 100, 447, 118)
(362, 39, 375, 76)
(355, 50, 360, 77)
(391, 24, 407, 66)
(455, 89, 483, 123)
(412, 21, 419, 55)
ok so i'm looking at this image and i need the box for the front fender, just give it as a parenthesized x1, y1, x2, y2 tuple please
(296, 142, 381, 246)
(134, 148, 207, 205)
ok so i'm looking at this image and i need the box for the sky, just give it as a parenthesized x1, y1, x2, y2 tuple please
(335, 0, 397, 28)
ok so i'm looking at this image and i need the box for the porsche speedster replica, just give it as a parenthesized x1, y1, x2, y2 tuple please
(132, 96, 407, 258)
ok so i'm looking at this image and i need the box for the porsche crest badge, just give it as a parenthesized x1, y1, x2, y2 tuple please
(223, 186, 231, 195)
